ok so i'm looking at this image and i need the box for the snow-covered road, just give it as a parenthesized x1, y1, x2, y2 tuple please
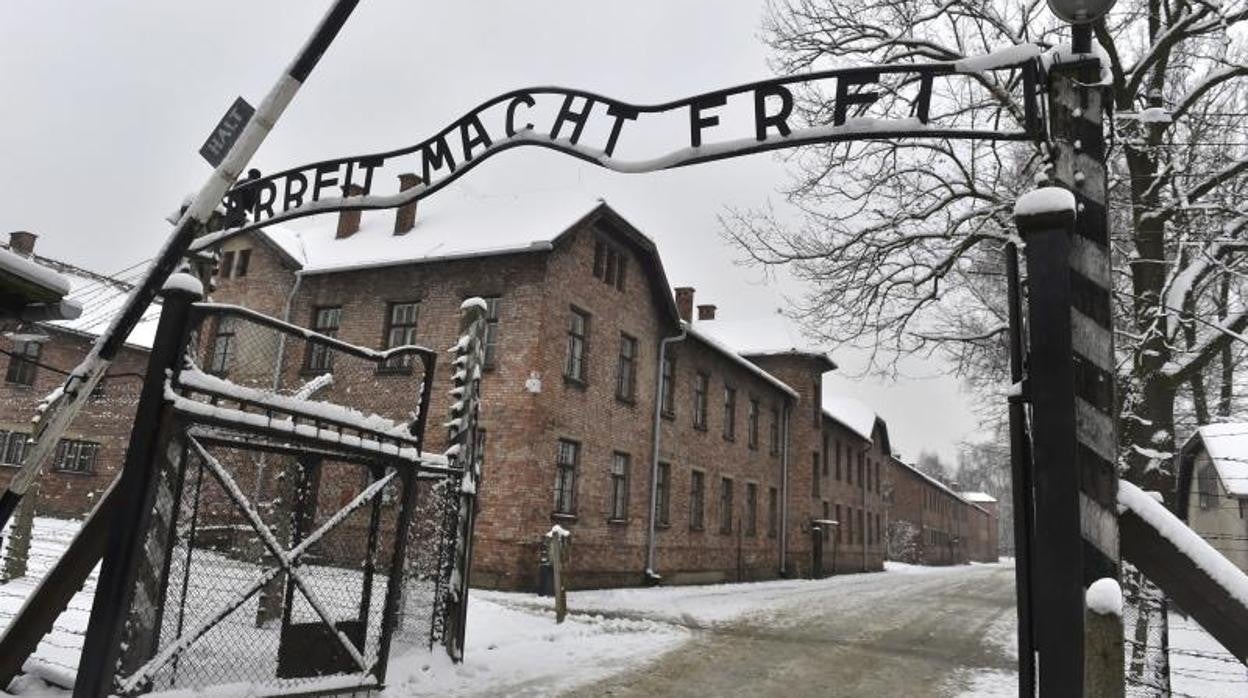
(558, 562, 1018, 697)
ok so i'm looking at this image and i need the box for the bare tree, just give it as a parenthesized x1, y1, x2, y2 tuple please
(727, 0, 1248, 502)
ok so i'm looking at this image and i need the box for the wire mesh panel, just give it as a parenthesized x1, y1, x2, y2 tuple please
(1123, 563, 1248, 697)
(99, 301, 452, 696)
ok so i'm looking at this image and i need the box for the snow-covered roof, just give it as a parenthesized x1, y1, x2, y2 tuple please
(1184, 422, 1248, 497)
(0, 247, 72, 298)
(259, 190, 609, 275)
(691, 315, 836, 368)
(682, 322, 798, 399)
(892, 458, 989, 514)
(2, 247, 163, 350)
(959, 491, 998, 504)
(822, 394, 876, 441)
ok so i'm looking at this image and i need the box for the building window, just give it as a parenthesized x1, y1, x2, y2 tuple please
(305, 306, 341, 372)
(768, 487, 779, 537)
(234, 249, 251, 277)
(3, 432, 27, 465)
(53, 439, 98, 473)
(693, 372, 709, 430)
(481, 297, 501, 368)
(858, 509, 865, 544)
(746, 483, 758, 536)
(660, 353, 676, 417)
(656, 462, 671, 526)
(553, 439, 579, 516)
(592, 239, 628, 291)
(847, 452, 854, 484)
(609, 451, 630, 521)
(846, 507, 854, 544)
(835, 504, 843, 543)
(1197, 464, 1219, 510)
(866, 509, 872, 545)
(616, 333, 637, 403)
(821, 433, 829, 477)
(769, 407, 780, 455)
(747, 398, 760, 450)
(812, 452, 820, 495)
(723, 386, 736, 441)
(857, 453, 864, 486)
(219, 250, 235, 279)
(690, 469, 705, 530)
(6, 341, 40, 386)
(565, 309, 589, 383)
(822, 501, 831, 541)
(719, 477, 734, 534)
(381, 301, 419, 371)
(812, 380, 821, 426)
(835, 440, 842, 480)
(207, 315, 237, 375)
(876, 513, 882, 546)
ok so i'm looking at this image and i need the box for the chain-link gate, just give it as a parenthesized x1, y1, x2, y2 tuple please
(71, 283, 485, 696)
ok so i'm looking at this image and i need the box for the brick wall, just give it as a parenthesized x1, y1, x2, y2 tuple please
(0, 326, 149, 517)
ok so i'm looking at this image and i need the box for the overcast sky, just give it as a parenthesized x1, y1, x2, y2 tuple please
(0, 1, 990, 465)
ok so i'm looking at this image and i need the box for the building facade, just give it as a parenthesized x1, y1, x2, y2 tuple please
(1177, 423, 1248, 574)
(0, 194, 995, 590)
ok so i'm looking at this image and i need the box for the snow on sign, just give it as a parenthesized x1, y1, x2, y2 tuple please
(193, 47, 1042, 249)
(198, 96, 256, 167)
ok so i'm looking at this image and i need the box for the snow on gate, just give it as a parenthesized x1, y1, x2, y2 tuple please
(68, 296, 486, 696)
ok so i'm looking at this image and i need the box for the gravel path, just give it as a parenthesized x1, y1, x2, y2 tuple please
(562, 564, 1018, 697)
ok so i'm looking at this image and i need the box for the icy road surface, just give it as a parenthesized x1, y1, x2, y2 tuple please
(560, 562, 1018, 698)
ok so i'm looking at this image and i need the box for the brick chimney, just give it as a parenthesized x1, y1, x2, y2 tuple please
(674, 287, 695, 322)
(336, 185, 365, 239)
(394, 173, 423, 235)
(8, 231, 36, 257)
(697, 304, 717, 321)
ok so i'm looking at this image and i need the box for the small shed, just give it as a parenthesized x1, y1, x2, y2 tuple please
(1177, 423, 1248, 574)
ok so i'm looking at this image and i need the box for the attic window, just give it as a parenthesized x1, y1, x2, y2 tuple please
(592, 239, 627, 291)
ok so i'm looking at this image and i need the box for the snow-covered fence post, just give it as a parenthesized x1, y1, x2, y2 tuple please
(75, 272, 201, 697)
(437, 298, 488, 661)
(1084, 578, 1125, 696)
(1014, 186, 1101, 694)
(547, 525, 570, 623)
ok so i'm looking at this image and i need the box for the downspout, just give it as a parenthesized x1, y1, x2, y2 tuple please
(779, 402, 790, 576)
(646, 328, 685, 582)
(862, 450, 868, 572)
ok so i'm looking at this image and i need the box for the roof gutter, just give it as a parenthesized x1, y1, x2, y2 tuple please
(646, 328, 686, 582)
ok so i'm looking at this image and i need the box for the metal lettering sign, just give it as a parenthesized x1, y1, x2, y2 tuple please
(199, 97, 255, 167)
(194, 53, 1041, 250)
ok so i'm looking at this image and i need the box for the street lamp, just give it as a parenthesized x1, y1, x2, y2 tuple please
(1046, 0, 1116, 24)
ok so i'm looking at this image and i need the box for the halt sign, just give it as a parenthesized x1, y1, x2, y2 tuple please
(199, 97, 256, 167)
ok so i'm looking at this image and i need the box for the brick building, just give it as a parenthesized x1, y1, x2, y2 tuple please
(0, 191, 995, 589)
(958, 491, 1000, 563)
(886, 457, 997, 565)
(0, 232, 158, 517)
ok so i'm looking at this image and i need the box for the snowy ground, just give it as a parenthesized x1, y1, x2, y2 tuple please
(4, 518, 1243, 696)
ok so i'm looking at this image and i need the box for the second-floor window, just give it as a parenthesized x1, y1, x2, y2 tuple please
(812, 451, 820, 495)
(769, 406, 780, 455)
(565, 309, 588, 382)
(592, 239, 627, 291)
(747, 398, 760, 450)
(0, 431, 27, 465)
(719, 477, 734, 534)
(609, 451, 630, 521)
(482, 297, 501, 368)
(381, 301, 419, 371)
(616, 333, 637, 402)
(660, 353, 676, 417)
(690, 469, 705, 530)
(693, 372, 709, 430)
(6, 341, 40, 386)
(208, 315, 237, 375)
(305, 306, 341, 372)
(723, 386, 736, 441)
(554, 439, 579, 515)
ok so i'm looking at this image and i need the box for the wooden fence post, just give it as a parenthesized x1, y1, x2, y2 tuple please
(548, 525, 569, 623)
(1084, 578, 1125, 696)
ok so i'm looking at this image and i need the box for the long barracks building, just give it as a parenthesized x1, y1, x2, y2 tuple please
(0, 193, 998, 589)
